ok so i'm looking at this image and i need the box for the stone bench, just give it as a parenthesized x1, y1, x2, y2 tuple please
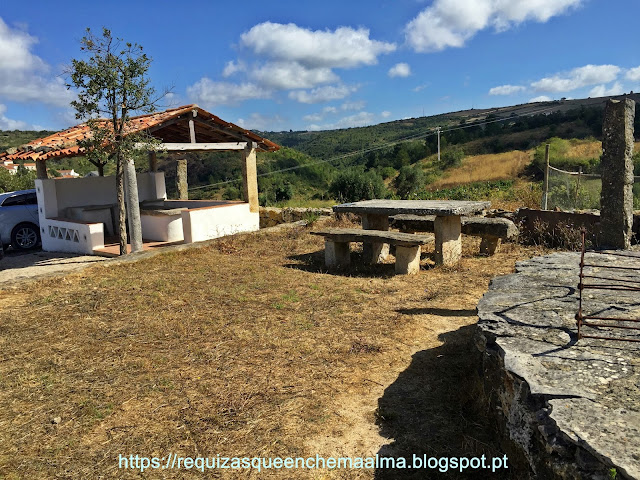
(311, 228, 431, 275)
(390, 215, 518, 255)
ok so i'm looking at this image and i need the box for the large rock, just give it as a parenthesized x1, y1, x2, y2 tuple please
(476, 252, 640, 479)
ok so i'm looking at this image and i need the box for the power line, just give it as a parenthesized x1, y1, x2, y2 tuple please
(188, 104, 564, 192)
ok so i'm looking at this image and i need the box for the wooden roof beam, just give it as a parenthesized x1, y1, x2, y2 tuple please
(136, 142, 254, 151)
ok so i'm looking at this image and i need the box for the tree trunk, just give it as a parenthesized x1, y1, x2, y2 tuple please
(116, 156, 127, 255)
(98, 162, 104, 177)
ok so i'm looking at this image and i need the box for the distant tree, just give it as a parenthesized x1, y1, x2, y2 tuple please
(67, 27, 164, 255)
(0, 167, 37, 192)
(439, 146, 465, 169)
(394, 165, 426, 199)
(329, 168, 387, 202)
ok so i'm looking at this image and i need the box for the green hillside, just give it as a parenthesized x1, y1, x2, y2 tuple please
(3, 94, 640, 204)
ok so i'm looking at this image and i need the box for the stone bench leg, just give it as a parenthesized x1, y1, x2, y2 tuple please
(325, 239, 350, 269)
(362, 213, 390, 264)
(479, 235, 501, 256)
(434, 215, 462, 266)
(395, 245, 421, 275)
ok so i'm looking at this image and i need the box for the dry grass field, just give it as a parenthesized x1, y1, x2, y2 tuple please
(429, 151, 531, 190)
(0, 221, 549, 479)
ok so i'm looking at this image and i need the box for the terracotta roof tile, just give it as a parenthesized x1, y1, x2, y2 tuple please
(3, 104, 280, 162)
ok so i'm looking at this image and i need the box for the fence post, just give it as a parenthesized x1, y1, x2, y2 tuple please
(542, 143, 550, 210)
(575, 166, 582, 207)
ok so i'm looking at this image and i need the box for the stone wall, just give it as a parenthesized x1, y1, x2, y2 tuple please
(515, 208, 640, 246)
(259, 207, 332, 228)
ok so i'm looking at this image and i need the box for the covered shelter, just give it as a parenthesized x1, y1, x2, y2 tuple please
(0, 105, 280, 255)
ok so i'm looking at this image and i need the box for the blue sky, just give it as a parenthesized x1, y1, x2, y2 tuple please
(1, 0, 639, 133)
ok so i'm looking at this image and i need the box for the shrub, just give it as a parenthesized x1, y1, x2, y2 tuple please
(379, 166, 397, 180)
(329, 168, 387, 202)
(394, 165, 426, 199)
(439, 146, 465, 169)
(0, 167, 36, 193)
(222, 185, 241, 200)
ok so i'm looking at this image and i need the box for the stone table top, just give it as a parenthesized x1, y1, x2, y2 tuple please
(332, 199, 490, 217)
(477, 251, 640, 479)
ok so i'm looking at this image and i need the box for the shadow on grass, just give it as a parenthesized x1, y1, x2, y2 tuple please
(374, 326, 523, 480)
(284, 250, 399, 278)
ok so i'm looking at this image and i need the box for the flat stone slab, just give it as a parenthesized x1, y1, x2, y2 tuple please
(140, 207, 186, 216)
(311, 228, 431, 247)
(333, 200, 490, 216)
(391, 214, 518, 239)
(477, 251, 640, 479)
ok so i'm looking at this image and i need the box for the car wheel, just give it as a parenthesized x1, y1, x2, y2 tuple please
(11, 223, 40, 250)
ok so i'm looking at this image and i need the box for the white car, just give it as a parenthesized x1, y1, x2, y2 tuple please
(0, 189, 40, 250)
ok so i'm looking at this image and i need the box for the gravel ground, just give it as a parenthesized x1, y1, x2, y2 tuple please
(0, 249, 106, 285)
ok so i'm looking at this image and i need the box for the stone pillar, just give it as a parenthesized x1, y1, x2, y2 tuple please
(176, 158, 188, 200)
(600, 99, 635, 249)
(325, 240, 350, 269)
(241, 144, 259, 213)
(395, 245, 421, 274)
(479, 236, 500, 256)
(434, 215, 462, 266)
(36, 160, 47, 179)
(124, 157, 143, 253)
(361, 213, 390, 263)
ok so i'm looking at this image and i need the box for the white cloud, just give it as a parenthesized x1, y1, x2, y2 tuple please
(388, 62, 411, 78)
(249, 61, 338, 90)
(405, 0, 582, 52)
(303, 102, 364, 123)
(413, 84, 429, 92)
(0, 18, 74, 107)
(626, 66, 640, 82)
(236, 112, 285, 131)
(589, 82, 624, 98)
(288, 84, 358, 104)
(241, 22, 396, 69)
(303, 112, 324, 123)
(528, 95, 552, 103)
(340, 100, 365, 111)
(222, 60, 246, 77)
(0, 104, 29, 130)
(531, 64, 620, 93)
(189, 21, 394, 107)
(489, 84, 526, 95)
(381, 111, 392, 118)
(187, 78, 271, 106)
(307, 111, 376, 131)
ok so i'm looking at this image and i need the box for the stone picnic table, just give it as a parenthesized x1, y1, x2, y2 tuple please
(333, 199, 490, 266)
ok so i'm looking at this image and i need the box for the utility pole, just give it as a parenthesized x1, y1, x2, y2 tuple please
(436, 126, 441, 164)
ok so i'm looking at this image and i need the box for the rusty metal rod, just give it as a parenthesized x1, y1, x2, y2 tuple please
(579, 334, 640, 342)
(581, 263, 640, 271)
(582, 322, 640, 330)
(580, 274, 640, 285)
(581, 315, 640, 323)
(580, 284, 640, 292)
(586, 251, 640, 259)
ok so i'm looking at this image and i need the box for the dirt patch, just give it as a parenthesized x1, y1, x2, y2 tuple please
(0, 250, 106, 285)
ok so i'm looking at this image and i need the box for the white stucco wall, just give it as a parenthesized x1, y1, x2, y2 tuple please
(181, 203, 259, 243)
(40, 218, 104, 254)
(35, 172, 165, 254)
(140, 212, 185, 242)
